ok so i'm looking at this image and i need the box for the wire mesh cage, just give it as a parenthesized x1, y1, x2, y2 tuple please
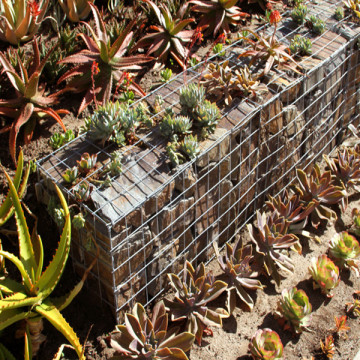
(36, 0, 360, 321)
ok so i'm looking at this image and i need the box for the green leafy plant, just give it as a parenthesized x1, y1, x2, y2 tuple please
(58, 0, 94, 22)
(62, 166, 79, 185)
(238, 29, 300, 78)
(328, 232, 360, 276)
(58, 3, 153, 114)
(291, 4, 309, 24)
(0, 170, 90, 359)
(294, 164, 345, 228)
(308, 255, 340, 297)
(306, 15, 326, 35)
(0, 149, 30, 227)
(249, 328, 283, 360)
(133, 0, 195, 69)
(165, 261, 228, 344)
(214, 241, 263, 314)
(247, 210, 301, 286)
(77, 152, 98, 175)
(0, 37, 69, 164)
(334, 6, 345, 20)
(0, 0, 49, 44)
(189, 0, 248, 37)
(275, 287, 312, 334)
(290, 35, 312, 56)
(109, 301, 195, 360)
(213, 43, 225, 56)
(160, 68, 173, 82)
(49, 129, 75, 150)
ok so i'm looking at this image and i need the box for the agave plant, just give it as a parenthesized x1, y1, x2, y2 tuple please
(165, 261, 228, 344)
(294, 164, 346, 228)
(58, 0, 94, 22)
(247, 210, 301, 286)
(249, 328, 283, 360)
(190, 0, 248, 37)
(215, 241, 263, 314)
(109, 301, 195, 360)
(324, 148, 360, 209)
(308, 255, 340, 297)
(133, 0, 194, 69)
(238, 29, 300, 78)
(58, 3, 153, 114)
(328, 232, 360, 276)
(0, 37, 69, 164)
(0, 149, 30, 227)
(0, 170, 91, 359)
(275, 287, 312, 334)
(0, 0, 49, 45)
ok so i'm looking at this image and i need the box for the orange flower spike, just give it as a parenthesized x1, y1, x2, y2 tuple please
(28, 1, 42, 17)
(269, 10, 282, 24)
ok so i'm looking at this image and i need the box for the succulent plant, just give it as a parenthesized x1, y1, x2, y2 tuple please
(72, 212, 86, 230)
(215, 241, 263, 314)
(201, 61, 234, 105)
(73, 182, 91, 202)
(233, 66, 268, 99)
(334, 6, 345, 20)
(249, 328, 283, 360)
(62, 167, 79, 185)
(49, 129, 75, 150)
(0, 0, 49, 44)
(290, 35, 312, 56)
(166, 141, 186, 166)
(0, 37, 69, 164)
(160, 68, 173, 83)
(328, 232, 360, 276)
(306, 15, 325, 35)
(333, 315, 350, 335)
(291, 4, 309, 24)
(105, 151, 123, 177)
(77, 153, 97, 174)
(133, 0, 195, 69)
(346, 292, 360, 317)
(308, 255, 340, 297)
(58, 0, 94, 22)
(276, 287, 312, 334)
(324, 148, 360, 210)
(58, 3, 152, 114)
(160, 114, 192, 140)
(109, 301, 195, 360)
(320, 335, 335, 359)
(238, 29, 300, 78)
(247, 210, 301, 286)
(189, 0, 248, 37)
(294, 164, 345, 228)
(343, 0, 360, 19)
(165, 261, 228, 344)
(193, 100, 221, 136)
(179, 83, 206, 115)
(179, 134, 200, 159)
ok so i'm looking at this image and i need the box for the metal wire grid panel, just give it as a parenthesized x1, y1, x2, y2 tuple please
(36, 1, 360, 321)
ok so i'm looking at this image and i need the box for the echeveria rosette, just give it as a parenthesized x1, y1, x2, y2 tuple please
(249, 328, 283, 360)
(329, 232, 360, 276)
(308, 255, 340, 297)
(216, 241, 263, 314)
(275, 287, 312, 334)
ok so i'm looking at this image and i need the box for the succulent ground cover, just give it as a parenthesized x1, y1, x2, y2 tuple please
(1, 0, 360, 359)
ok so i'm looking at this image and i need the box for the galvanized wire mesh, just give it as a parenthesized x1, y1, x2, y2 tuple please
(37, 0, 360, 321)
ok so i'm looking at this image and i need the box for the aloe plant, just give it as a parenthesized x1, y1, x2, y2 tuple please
(58, 3, 153, 114)
(0, 0, 49, 44)
(165, 261, 228, 344)
(0, 149, 30, 227)
(308, 255, 340, 297)
(215, 241, 263, 314)
(0, 170, 93, 359)
(328, 232, 360, 276)
(0, 37, 69, 164)
(276, 287, 312, 334)
(110, 301, 195, 359)
(294, 164, 346, 228)
(249, 328, 283, 360)
(247, 210, 301, 286)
